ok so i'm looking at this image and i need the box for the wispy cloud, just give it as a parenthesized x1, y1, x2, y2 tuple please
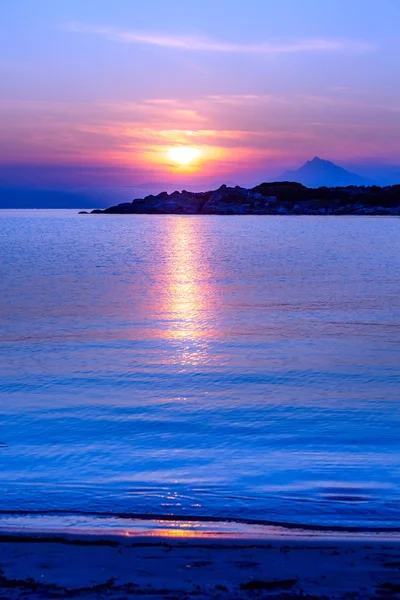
(64, 23, 373, 54)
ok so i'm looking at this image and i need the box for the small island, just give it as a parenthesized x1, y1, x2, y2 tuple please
(84, 182, 400, 216)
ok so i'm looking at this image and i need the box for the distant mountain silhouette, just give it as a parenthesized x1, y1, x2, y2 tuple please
(0, 187, 102, 209)
(278, 157, 371, 187)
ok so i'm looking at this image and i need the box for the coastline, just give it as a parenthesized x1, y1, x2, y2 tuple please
(1, 526, 400, 599)
(83, 182, 400, 216)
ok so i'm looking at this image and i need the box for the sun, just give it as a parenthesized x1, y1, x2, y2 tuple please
(167, 146, 202, 166)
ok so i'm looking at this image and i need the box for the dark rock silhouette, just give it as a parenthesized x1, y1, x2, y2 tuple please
(279, 157, 370, 187)
(89, 181, 400, 216)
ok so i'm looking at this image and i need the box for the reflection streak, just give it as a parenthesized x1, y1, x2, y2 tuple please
(162, 218, 214, 367)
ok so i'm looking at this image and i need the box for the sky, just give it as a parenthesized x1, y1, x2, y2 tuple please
(1, 0, 400, 205)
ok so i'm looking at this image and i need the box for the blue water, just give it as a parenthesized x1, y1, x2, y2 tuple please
(0, 210, 399, 530)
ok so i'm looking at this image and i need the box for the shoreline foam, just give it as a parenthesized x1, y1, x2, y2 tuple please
(1, 513, 400, 542)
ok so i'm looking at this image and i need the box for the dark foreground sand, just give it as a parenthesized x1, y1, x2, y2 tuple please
(1, 532, 400, 599)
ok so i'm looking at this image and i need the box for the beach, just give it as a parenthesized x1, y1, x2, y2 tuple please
(1, 529, 400, 599)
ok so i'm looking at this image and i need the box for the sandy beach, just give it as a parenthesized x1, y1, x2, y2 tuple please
(1, 530, 400, 599)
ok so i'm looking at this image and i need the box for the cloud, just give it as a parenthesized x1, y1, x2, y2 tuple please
(64, 23, 373, 54)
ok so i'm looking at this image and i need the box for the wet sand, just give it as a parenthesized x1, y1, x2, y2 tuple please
(1, 532, 400, 599)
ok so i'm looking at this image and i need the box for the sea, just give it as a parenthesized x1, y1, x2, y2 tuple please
(0, 210, 399, 534)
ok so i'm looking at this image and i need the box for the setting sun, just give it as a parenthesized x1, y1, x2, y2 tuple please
(167, 146, 202, 166)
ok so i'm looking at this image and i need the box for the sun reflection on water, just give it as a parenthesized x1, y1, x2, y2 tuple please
(162, 218, 214, 367)
(123, 519, 232, 538)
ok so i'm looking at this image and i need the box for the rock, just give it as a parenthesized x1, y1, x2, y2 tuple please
(90, 183, 400, 215)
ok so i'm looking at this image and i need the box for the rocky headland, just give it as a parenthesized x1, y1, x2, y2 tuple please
(84, 182, 400, 215)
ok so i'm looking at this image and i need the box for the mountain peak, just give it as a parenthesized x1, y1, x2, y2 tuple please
(278, 157, 370, 187)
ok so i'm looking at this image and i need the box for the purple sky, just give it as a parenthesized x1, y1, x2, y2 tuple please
(1, 0, 400, 203)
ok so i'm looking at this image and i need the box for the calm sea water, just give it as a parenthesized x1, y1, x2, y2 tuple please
(0, 210, 399, 531)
